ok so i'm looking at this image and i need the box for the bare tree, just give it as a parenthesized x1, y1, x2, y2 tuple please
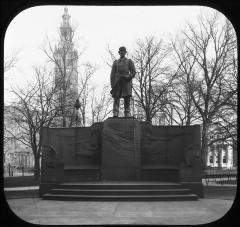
(90, 84, 112, 124)
(4, 49, 20, 73)
(131, 36, 175, 123)
(76, 63, 96, 126)
(173, 11, 237, 168)
(5, 66, 60, 179)
(164, 68, 201, 126)
(208, 65, 237, 166)
(104, 44, 117, 68)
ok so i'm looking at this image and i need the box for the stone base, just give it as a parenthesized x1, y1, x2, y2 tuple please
(40, 120, 203, 198)
(101, 168, 141, 181)
(142, 166, 179, 181)
(101, 118, 141, 181)
(181, 182, 204, 198)
(63, 166, 100, 182)
(39, 182, 60, 197)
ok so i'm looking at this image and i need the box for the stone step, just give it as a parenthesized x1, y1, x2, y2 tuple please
(51, 188, 191, 195)
(42, 181, 199, 201)
(42, 193, 198, 201)
(57, 182, 183, 190)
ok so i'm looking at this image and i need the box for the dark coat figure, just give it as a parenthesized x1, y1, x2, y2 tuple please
(110, 47, 136, 117)
(110, 57, 136, 98)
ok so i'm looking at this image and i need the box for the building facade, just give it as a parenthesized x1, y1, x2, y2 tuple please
(4, 104, 35, 176)
(4, 142, 34, 169)
(206, 123, 235, 169)
(207, 142, 234, 169)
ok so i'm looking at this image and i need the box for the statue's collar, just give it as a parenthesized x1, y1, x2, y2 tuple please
(118, 57, 127, 61)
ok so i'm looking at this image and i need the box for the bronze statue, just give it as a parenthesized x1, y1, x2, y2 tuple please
(110, 46, 136, 117)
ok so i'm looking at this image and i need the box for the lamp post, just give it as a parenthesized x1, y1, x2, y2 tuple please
(74, 99, 80, 127)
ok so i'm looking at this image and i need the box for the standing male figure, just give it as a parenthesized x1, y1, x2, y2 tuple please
(110, 46, 136, 117)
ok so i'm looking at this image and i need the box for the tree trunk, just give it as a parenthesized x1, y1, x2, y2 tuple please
(146, 115, 152, 124)
(62, 114, 66, 127)
(186, 112, 191, 126)
(82, 112, 85, 126)
(69, 114, 73, 127)
(82, 105, 86, 126)
(62, 90, 67, 127)
(201, 123, 209, 170)
(33, 155, 40, 180)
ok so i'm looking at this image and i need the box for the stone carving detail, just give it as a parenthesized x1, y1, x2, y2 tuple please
(141, 125, 174, 164)
(103, 121, 135, 157)
(42, 145, 57, 169)
(47, 145, 56, 153)
(101, 118, 141, 180)
(90, 122, 103, 154)
(184, 144, 200, 167)
(74, 123, 102, 164)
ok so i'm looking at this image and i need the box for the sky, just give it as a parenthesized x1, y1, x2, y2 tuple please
(4, 5, 224, 104)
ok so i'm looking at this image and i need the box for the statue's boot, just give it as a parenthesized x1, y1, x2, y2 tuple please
(124, 96, 131, 118)
(113, 98, 120, 117)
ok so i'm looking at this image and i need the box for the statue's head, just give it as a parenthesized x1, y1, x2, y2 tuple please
(118, 46, 127, 58)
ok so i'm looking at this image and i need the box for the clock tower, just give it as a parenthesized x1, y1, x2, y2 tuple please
(54, 7, 79, 127)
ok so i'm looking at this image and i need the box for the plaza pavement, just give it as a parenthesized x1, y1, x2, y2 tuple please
(5, 194, 235, 225)
(4, 180, 237, 225)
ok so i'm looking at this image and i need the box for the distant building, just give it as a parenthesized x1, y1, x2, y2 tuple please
(207, 141, 234, 169)
(4, 104, 35, 174)
(206, 123, 235, 169)
(53, 7, 79, 127)
(4, 142, 34, 168)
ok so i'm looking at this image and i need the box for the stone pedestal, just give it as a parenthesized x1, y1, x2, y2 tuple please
(40, 120, 203, 197)
(101, 118, 141, 180)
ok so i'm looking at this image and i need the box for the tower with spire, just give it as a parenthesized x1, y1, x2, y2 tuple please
(54, 7, 79, 127)
(60, 7, 73, 43)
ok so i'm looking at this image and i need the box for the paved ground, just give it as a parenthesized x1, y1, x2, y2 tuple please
(4, 181, 237, 225)
(6, 197, 235, 225)
(4, 181, 237, 199)
(4, 175, 39, 188)
(4, 186, 39, 199)
(5, 186, 39, 191)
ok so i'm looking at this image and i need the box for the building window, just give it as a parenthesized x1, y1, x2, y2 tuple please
(223, 155, 227, 163)
(209, 156, 213, 164)
(222, 150, 227, 163)
(210, 145, 215, 152)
